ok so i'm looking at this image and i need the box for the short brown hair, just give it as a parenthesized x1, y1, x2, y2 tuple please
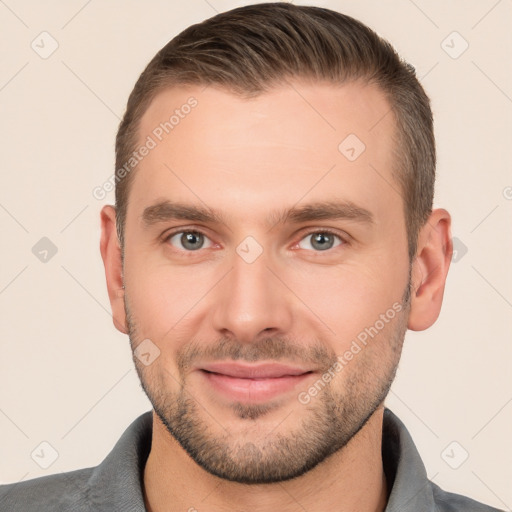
(115, 2, 435, 260)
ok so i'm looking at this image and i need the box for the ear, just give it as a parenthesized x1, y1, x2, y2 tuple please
(408, 208, 453, 331)
(100, 205, 128, 334)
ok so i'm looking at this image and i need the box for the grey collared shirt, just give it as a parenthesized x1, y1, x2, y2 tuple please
(0, 408, 504, 511)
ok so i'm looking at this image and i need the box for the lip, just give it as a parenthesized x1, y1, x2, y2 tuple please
(199, 361, 312, 378)
(196, 362, 314, 403)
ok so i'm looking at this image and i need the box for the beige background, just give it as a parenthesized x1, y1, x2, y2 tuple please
(0, 0, 511, 508)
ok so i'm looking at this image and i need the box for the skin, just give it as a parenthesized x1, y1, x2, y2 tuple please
(100, 80, 452, 512)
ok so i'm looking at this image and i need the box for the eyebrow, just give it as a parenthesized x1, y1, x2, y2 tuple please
(141, 199, 374, 230)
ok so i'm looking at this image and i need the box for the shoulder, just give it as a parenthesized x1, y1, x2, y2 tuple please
(382, 408, 504, 512)
(0, 467, 94, 511)
(431, 481, 505, 512)
(0, 411, 152, 512)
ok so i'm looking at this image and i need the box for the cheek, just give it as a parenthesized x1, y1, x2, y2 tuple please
(282, 258, 408, 346)
(328, 302, 408, 390)
(123, 252, 218, 339)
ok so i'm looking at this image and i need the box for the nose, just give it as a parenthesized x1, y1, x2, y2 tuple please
(211, 247, 294, 344)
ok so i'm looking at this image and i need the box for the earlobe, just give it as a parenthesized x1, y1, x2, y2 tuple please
(408, 209, 453, 331)
(99, 205, 128, 334)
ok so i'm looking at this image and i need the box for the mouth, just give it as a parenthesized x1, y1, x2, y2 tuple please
(196, 362, 315, 403)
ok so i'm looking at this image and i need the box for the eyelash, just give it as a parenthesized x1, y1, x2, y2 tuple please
(162, 228, 347, 253)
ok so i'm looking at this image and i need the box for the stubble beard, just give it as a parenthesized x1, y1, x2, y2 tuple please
(125, 285, 410, 484)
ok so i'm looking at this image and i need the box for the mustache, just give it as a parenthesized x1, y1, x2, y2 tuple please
(176, 336, 338, 374)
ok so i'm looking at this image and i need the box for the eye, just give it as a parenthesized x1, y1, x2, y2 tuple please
(165, 230, 213, 251)
(297, 230, 344, 251)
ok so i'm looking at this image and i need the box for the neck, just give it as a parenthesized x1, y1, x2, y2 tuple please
(143, 407, 388, 512)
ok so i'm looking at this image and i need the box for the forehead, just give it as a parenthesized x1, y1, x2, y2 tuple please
(128, 80, 398, 227)
(139, 79, 394, 156)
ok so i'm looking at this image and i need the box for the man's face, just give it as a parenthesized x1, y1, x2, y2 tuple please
(121, 81, 411, 483)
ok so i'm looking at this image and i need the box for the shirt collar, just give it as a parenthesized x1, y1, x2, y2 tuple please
(382, 408, 437, 511)
(87, 410, 152, 511)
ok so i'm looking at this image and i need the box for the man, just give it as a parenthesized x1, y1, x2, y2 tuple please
(0, 3, 503, 511)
